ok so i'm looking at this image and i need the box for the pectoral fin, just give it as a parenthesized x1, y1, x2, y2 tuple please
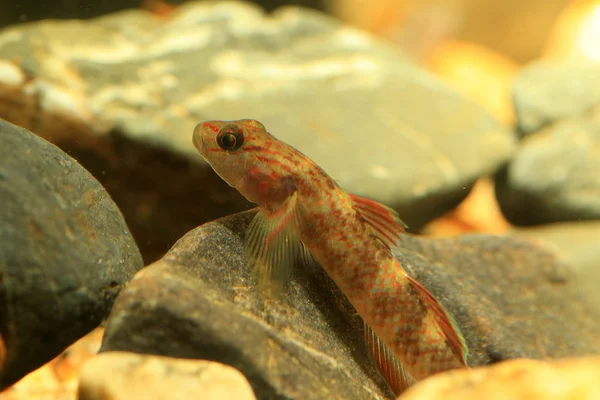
(245, 193, 304, 299)
(406, 274, 469, 365)
(364, 322, 415, 396)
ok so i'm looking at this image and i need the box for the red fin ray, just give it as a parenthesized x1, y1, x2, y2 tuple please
(406, 274, 469, 365)
(364, 322, 415, 396)
(350, 194, 407, 248)
(245, 193, 304, 299)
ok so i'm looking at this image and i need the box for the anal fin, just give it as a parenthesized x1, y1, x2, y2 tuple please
(405, 274, 469, 365)
(364, 322, 415, 396)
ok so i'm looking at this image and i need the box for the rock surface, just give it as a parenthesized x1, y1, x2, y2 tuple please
(0, 118, 143, 389)
(510, 221, 600, 308)
(101, 210, 392, 400)
(0, 1, 514, 261)
(400, 356, 600, 400)
(78, 351, 256, 400)
(513, 61, 600, 135)
(101, 210, 600, 399)
(496, 108, 600, 225)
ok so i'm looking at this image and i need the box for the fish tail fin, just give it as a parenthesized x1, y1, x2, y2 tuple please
(364, 322, 416, 396)
(406, 274, 469, 365)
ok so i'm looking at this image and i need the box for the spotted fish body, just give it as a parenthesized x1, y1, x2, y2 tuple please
(193, 119, 468, 395)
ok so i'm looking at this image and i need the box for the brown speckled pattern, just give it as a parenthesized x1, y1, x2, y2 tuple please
(193, 119, 466, 386)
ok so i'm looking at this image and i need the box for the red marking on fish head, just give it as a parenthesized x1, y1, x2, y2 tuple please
(192, 119, 287, 202)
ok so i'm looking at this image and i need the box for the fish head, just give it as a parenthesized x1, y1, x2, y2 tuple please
(193, 119, 292, 205)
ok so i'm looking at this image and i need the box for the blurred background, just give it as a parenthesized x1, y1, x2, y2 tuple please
(1, 0, 599, 399)
(1, 0, 599, 128)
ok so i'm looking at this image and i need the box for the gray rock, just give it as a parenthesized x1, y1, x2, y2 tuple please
(101, 210, 392, 400)
(0, 1, 514, 262)
(397, 233, 600, 363)
(513, 61, 600, 135)
(495, 109, 600, 225)
(0, 118, 143, 389)
(78, 352, 257, 400)
(510, 221, 600, 308)
(101, 210, 600, 399)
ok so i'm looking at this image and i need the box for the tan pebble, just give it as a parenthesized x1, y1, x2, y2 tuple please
(400, 357, 600, 400)
(0, 60, 26, 87)
(78, 351, 256, 400)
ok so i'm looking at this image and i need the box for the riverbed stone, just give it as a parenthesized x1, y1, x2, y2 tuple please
(510, 220, 600, 308)
(401, 357, 600, 400)
(495, 108, 600, 225)
(101, 210, 600, 399)
(0, 1, 514, 261)
(78, 352, 256, 400)
(513, 60, 600, 135)
(0, 118, 142, 389)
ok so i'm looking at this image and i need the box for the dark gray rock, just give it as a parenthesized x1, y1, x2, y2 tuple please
(510, 221, 600, 308)
(101, 210, 392, 400)
(495, 109, 600, 225)
(397, 233, 600, 364)
(0, 1, 514, 262)
(0, 118, 143, 389)
(513, 61, 600, 135)
(101, 210, 600, 400)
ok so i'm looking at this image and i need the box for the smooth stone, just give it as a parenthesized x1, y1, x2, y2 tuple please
(400, 357, 600, 400)
(513, 60, 600, 135)
(0, 118, 143, 389)
(510, 220, 600, 307)
(101, 210, 600, 399)
(0, 1, 514, 263)
(495, 109, 600, 225)
(78, 351, 256, 400)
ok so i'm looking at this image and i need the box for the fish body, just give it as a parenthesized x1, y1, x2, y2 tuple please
(193, 119, 468, 394)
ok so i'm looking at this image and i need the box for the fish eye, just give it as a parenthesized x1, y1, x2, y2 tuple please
(216, 125, 244, 151)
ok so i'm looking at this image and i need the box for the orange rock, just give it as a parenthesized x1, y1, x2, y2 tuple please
(52, 328, 104, 383)
(327, 0, 412, 37)
(0, 365, 59, 400)
(544, 0, 600, 61)
(0, 334, 5, 377)
(0, 328, 104, 400)
(422, 178, 511, 236)
(401, 357, 600, 400)
(426, 40, 519, 125)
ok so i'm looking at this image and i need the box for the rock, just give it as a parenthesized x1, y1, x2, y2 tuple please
(510, 221, 600, 308)
(394, 233, 600, 365)
(0, 335, 5, 371)
(0, 0, 140, 28)
(2, 328, 104, 399)
(0, 1, 514, 261)
(495, 108, 600, 225)
(0, 119, 143, 389)
(0, 0, 326, 30)
(400, 356, 600, 400)
(101, 210, 600, 399)
(101, 210, 392, 400)
(513, 61, 600, 135)
(78, 351, 256, 400)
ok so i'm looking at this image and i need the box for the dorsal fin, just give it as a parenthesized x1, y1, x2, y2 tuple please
(350, 194, 408, 248)
(406, 274, 469, 365)
(364, 322, 415, 396)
